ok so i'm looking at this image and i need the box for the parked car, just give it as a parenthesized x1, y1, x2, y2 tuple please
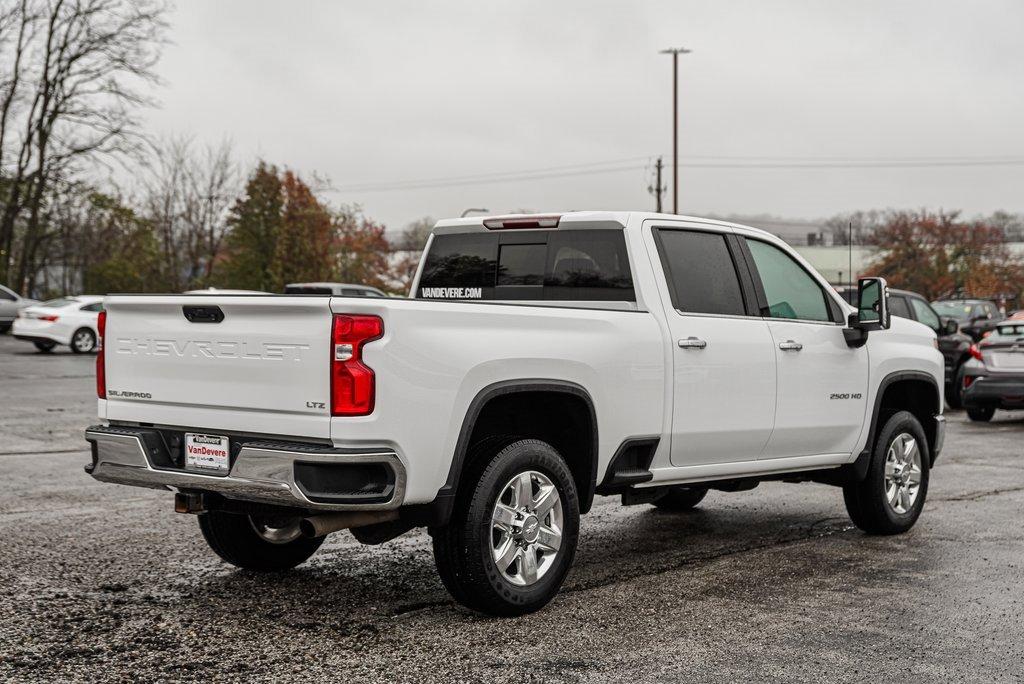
(85, 212, 944, 616)
(0, 284, 38, 333)
(931, 299, 1003, 341)
(284, 282, 388, 297)
(12, 295, 104, 353)
(887, 289, 973, 408)
(960, 319, 1024, 421)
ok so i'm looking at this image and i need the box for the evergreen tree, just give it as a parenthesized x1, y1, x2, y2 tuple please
(219, 162, 283, 291)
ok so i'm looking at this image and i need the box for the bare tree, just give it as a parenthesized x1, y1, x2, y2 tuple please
(0, 0, 167, 293)
(141, 137, 237, 290)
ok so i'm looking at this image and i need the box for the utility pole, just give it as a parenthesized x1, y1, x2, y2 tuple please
(647, 157, 665, 212)
(660, 46, 691, 214)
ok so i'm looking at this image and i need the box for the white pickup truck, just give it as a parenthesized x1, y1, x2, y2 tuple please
(86, 211, 945, 615)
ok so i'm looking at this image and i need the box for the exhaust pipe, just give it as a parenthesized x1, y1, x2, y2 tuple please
(299, 510, 399, 538)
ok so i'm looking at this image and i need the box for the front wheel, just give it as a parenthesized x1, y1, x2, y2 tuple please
(967, 406, 995, 422)
(198, 511, 324, 571)
(843, 411, 929, 535)
(432, 438, 580, 616)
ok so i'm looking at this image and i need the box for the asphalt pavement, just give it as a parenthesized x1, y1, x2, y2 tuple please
(1, 333, 1022, 683)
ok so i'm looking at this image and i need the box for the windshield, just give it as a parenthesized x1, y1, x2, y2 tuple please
(932, 301, 975, 321)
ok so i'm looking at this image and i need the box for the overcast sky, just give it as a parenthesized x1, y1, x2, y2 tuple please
(142, 1, 1024, 230)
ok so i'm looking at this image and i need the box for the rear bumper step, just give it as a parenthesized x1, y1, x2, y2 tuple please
(84, 425, 405, 512)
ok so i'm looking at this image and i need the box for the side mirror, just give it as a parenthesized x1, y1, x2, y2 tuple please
(843, 277, 890, 347)
(856, 277, 890, 331)
(941, 317, 959, 335)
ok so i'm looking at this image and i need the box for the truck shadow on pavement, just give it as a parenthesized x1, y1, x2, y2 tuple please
(185, 501, 858, 622)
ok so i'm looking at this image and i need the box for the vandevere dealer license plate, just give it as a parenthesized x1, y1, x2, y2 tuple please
(185, 433, 230, 472)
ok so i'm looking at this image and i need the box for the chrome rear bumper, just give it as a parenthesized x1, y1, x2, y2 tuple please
(84, 426, 405, 512)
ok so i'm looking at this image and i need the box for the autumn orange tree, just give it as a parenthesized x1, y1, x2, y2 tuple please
(217, 163, 400, 293)
(866, 210, 1024, 301)
(333, 207, 392, 292)
(270, 171, 335, 287)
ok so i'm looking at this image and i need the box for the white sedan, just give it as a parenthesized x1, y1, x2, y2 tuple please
(12, 295, 104, 353)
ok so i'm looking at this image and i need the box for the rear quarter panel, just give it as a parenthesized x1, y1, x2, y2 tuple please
(328, 298, 666, 504)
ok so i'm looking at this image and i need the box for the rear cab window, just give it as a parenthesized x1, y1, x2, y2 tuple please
(417, 229, 635, 304)
(654, 229, 747, 316)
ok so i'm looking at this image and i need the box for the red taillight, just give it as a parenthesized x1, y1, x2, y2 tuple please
(38, 314, 58, 322)
(96, 311, 106, 399)
(969, 343, 984, 361)
(482, 214, 561, 230)
(330, 314, 383, 416)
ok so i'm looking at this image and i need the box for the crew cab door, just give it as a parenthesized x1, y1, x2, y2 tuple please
(738, 236, 869, 458)
(648, 224, 777, 466)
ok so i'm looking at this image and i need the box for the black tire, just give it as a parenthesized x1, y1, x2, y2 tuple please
(198, 511, 324, 571)
(70, 327, 96, 354)
(843, 410, 930, 535)
(652, 486, 708, 511)
(33, 340, 56, 353)
(0, 322, 10, 334)
(946, 364, 964, 410)
(431, 438, 580, 616)
(967, 406, 995, 422)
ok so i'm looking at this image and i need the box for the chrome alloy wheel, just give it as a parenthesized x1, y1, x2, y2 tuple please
(491, 470, 563, 587)
(249, 516, 303, 544)
(884, 432, 923, 515)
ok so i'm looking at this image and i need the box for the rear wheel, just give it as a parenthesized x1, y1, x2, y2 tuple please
(967, 406, 995, 422)
(70, 327, 96, 353)
(33, 340, 56, 353)
(0, 322, 10, 334)
(843, 410, 929, 535)
(652, 486, 708, 511)
(198, 511, 324, 571)
(432, 438, 580, 616)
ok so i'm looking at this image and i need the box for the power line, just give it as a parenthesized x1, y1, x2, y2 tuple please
(334, 156, 654, 192)
(333, 156, 1024, 193)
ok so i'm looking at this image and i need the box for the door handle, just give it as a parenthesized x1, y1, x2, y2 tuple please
(779, 340, 803, 351)
(678, 337, 707, 349)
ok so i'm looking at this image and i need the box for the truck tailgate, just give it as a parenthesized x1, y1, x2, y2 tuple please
(101, 295, 333, 439)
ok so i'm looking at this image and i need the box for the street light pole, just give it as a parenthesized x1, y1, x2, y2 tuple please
(659, 47, 691, 214)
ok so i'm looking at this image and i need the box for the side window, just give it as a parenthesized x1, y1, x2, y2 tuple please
(655, 229, 746, 316)
(80, 303, 103, 313)
(0, 286, 15, 302)
(889, 296, 912, 320)
(744, 239, 832, 322)
(909, 297, 940, 332)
